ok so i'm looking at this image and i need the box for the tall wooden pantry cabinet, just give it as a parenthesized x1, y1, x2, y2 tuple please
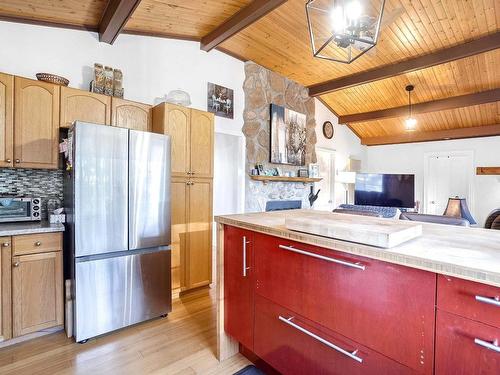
(153, 103, 214, 295)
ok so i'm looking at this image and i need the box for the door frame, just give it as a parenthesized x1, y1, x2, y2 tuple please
(315, 147, 336, 210)
(423, 150, 475, 216)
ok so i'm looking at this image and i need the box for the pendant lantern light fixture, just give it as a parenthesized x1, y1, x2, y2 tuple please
(306, 0, 386, 64)
(405, 85, 417, 131)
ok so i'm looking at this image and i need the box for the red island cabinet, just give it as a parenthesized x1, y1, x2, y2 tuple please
(253, 232, 436, 374)
(436, 276, 500, 374)
(224, 226, 255, 350)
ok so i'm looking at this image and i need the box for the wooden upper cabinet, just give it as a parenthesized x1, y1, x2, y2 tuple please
(14, 77, 60, 169)
(111, 98, 152, 131)
(153, 103, 191, 176)
(12, 251, 63, 337)
(190, 109, 214, 178)
(0, 237, 12, 342)
(0, 74, 13, 168)
(60, 86, 111, 128)
(153, 103, 214, 178)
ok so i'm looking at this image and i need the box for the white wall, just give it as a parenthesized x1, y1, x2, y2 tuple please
(364, 137, 500, 226)
(314, 99, 366, 207)
(0, 21, 245, 136)
(0, 20, 247, 212)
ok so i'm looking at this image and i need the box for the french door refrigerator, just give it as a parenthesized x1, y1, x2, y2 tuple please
(64, 121, 171, 343)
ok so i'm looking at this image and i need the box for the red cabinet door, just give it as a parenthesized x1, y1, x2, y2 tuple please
(254, 295, 415, 375)
(254, 233, 436, 374)
(437, 275, 500, 328)
(224, 226, 254, 349)
(436, 310, 500, 375)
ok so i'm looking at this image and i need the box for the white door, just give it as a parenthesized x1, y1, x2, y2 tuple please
(314, 148, 335, 211)
(424, 151, 474, 215)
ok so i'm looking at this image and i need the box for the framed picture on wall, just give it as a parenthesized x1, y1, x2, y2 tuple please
(207, 82, 234, 119)
(269, 104, 306, 166)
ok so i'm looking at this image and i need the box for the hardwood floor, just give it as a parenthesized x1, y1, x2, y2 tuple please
(0, 288, 250, 374)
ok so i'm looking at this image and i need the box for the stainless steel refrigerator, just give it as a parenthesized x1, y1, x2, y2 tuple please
(64, 121, 171, 343)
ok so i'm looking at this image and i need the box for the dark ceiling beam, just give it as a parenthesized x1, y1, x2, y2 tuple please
(200, 0, 287, 52)
(308, 32, 500, 96)
(99, 0, 142, 44)
(361, 124, 500, 146)
(339, 89, 500, 124)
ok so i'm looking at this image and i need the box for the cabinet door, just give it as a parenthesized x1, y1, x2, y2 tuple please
(224, 226, 254, 350)
(111, 98, 151, 131)
(14, 77, 60, 169)
(163, 104, 190, 176)
(254, 233, 436, 374)
(12, 251, 63, 337)
(186, 179, 212, 289)
(436, 310, 500, 375)
(0, 237, 11, 342)
(0, 73, 13, 168)
(171, 178, 188, 292)
(190, 109, 214, 178)
(60, 86, 111, 128)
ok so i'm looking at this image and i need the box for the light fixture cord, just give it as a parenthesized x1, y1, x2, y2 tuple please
(408, 89, 412, 118)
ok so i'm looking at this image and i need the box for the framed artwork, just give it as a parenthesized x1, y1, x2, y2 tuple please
(269, 104, 307, 166)
(207, 82, 234, 119)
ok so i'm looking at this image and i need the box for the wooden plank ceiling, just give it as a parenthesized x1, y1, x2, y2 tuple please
(0, 0, 498, 145)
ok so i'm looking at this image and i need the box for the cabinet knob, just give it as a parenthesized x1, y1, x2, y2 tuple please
(35, 241, 42, 246)
(5, 159, 11, 163)
(15, 159, 20, 163)
(2, 242, 9, 247)
(13, 262, 19, 268)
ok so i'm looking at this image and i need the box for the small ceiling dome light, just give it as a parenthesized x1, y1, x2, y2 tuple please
(306, 0, 386, 64)
(405, 85, 417, 132)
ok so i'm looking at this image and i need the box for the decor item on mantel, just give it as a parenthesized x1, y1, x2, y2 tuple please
(207, 82, 233, 119)
(36, 73, 69, 86)
(476, 167, 500, 175)
(305, 0, 386, 64)
(443, 197, 477, 225)
(270, 104, 307, 166)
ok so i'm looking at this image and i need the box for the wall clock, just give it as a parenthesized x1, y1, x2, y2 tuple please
(322, 121, 334, 139)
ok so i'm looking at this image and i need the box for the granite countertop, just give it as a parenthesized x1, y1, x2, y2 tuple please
(215, 209, 500, 287)
(0, 221, 65, 236)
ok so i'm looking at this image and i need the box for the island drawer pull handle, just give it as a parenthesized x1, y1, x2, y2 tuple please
(279, 316, 363, 363)
(278, 245, 365, 270)
(2, 242, 10, 247)
(474, 338, 500, 353)
(35, 241, 42, 246)
(242, 236, 250, 277)
(475, 295, 500, 307)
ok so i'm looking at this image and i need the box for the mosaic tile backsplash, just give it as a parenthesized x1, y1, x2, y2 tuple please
(0, 168, 64, 219)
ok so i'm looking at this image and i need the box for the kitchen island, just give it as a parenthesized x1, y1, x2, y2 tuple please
(215, 210, 500, 374)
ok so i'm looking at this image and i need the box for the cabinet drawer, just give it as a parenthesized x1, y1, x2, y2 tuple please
(438, 275, 500, 328)
(254, 295, 415, 375)
(436, 310, 500, 375)
(254, 233, 435, 374)
(13, 233, 62, 255)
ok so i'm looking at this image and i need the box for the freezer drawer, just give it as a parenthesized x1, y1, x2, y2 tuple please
(75, 248, 171, 342)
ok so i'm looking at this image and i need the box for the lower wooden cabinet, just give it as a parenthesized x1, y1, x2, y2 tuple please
(224, 226, 254, 350)
(0, 237, 12, 342)
(171, 177, 213, 293)
(12, 251, 63, 337)
(436, 310, 500, 375)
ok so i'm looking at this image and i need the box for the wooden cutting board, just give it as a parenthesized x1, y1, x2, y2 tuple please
(285, 212, 422, 248)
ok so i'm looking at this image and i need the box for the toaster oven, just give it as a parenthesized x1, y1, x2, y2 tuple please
(0, 197, 41, 223)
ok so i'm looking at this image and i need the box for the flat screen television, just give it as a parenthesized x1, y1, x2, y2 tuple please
(354, 173, 415, 208)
